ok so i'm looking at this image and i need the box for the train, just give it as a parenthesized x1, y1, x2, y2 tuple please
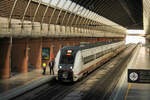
(54, 40, 126, 82)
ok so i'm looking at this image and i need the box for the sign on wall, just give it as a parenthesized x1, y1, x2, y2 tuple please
(128, 69, 150, 83)
(42, 48, 50, 60)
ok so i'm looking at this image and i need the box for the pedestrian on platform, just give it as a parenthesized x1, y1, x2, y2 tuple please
(49, 58, 55, 75)
(42, 62, 47, 75)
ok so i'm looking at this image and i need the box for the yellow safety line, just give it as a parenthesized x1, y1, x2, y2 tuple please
(124, 45, 140, 100)
(124, 83, 132, 100)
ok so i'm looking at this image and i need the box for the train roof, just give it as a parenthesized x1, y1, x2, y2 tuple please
(61, 40, 122, 52)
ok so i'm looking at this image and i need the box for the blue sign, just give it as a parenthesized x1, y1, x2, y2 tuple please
(42, 48, 50, 60)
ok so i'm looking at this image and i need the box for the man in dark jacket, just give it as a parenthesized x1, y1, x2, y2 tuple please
(49, 58, 54, 75)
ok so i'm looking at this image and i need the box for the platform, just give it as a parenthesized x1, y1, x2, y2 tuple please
(0, 68, 54, 100)
(126, 46, 150, 100)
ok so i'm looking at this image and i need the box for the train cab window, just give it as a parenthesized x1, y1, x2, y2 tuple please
(60, 55, 75, 64)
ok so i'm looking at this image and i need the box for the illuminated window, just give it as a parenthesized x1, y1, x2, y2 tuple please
(42, 0, 50, 3)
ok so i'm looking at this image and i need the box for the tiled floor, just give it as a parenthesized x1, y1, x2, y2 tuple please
(0, 68, 52, 94)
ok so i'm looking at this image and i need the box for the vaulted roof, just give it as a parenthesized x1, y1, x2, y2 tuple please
(71, 0, 143, 29)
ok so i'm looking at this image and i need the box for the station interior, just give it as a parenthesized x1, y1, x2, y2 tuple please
(0, 0, 150, 100)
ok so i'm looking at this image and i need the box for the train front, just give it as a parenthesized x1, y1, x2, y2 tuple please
(56, 48, 77, 82)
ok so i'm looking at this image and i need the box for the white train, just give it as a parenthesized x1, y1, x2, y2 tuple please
(54, 40, 125, 82)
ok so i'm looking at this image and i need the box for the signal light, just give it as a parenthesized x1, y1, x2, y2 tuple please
(66, 53, 71, 56)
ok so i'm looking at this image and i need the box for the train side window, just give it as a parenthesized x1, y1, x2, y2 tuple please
(96, 52, 104, 59)
(83, 55, 94, 64)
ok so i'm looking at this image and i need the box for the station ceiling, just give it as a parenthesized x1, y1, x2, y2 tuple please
(71, 0, 143, 29)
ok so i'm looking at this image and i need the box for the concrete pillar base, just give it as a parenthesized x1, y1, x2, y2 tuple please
(29, 38, 42, 69)
(12, 38, 29, 73)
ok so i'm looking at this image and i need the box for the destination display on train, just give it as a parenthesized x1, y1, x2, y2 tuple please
(128, 69, 150, 83)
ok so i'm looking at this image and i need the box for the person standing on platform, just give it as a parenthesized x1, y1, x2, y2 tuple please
(42, 62, 47, 75)
(49, 58, 55, 75)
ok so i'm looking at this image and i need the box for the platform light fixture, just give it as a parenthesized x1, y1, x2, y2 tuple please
(126, 30, 145, 34)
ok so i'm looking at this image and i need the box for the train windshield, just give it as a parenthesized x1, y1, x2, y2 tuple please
(60, 55, 75, 64)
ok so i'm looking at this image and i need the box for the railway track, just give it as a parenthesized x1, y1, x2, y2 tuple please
(12, 44, 137, 100)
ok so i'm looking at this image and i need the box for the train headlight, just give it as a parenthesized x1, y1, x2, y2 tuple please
(70, 66, 73, 69)
(59, 66, 62, 69)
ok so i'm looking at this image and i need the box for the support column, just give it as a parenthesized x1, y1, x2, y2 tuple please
(59, 43, 62, 49)
(50, 45, 54, 60)
(29, 38, 42, 69)
(12, 38, 29, 73)
(146, 39, 150, 46)
(72, 42, 76, 46)
(0, 38, 11, 79)
(66, 42, 70, 46)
